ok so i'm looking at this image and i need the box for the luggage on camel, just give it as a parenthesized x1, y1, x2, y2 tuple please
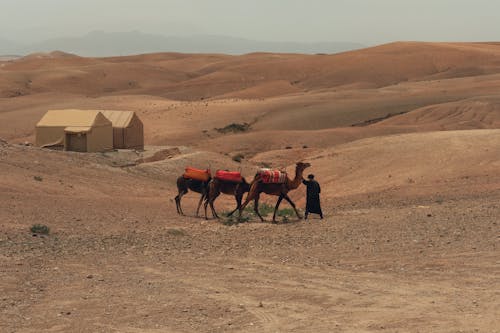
(215, 170, 243, 183)
(257, 168, 287, 183)
(183, 167, 211, 182)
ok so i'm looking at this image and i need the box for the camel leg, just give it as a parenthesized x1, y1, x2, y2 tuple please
(195, 193, 205, 217)
(205, 181, 214, 220)
(227, 192, 243, 217)
(210, 201, 220, 219)
(238, 192, 254, 221)
(272, 195, 285, 223)
(175, 190, 187, 215)
(209, 191, 221, 219)
(175, 195, 181, 215)
(203, 196, 209, 220)
(283, 194, 302, 220)
(253, 194, 265, 222)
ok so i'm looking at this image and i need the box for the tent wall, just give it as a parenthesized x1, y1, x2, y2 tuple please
(36, 126, 66, 147)
(109, 113, 144, 149)
(86, 125, 113, 152)
(123, 114, 144, 149)
(113, 128, 125, 149)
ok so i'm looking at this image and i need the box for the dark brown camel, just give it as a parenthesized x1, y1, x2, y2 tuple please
(174, 176, 211, 217)
(204, 177, 251, 219)
(238, 162, 311, 223)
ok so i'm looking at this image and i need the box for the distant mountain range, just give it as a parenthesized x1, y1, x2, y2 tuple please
(0, 31, 364, 57)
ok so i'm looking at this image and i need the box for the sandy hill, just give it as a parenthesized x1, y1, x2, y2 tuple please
(3, 42, 500, 99)
(2, 128, 498, 215)
(1, 43, 500, 333)
(374, 96, 500, 130)
(309, 129, 500, 198)
(1, 41, 500, 157)
(2, 42, 500, 149)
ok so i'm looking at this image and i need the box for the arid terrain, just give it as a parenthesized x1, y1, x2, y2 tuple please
(1, 42, 499, 332)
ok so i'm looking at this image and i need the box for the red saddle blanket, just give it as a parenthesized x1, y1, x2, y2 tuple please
(258, 169, 287, 183)
(215, 170, 243, 183)
(183, 167, 211, 182)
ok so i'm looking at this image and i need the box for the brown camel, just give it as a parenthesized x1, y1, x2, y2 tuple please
(238, 162, 311, 223)
(204, 177, 251, 219)
(174, 176, 211, 217)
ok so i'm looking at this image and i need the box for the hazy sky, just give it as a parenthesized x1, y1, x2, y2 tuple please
(2, 0, 500, 44)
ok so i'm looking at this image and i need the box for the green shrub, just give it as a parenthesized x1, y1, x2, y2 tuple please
(232, 154, 244, 163)
(257, 203, 275, 216)
(30, 224, 50, 235)
(222, 215, 249, 226)
(277, 208, 295, 217)
(166, 228, 186, 236)
(223, 203, 301, 223)
(216, 123, 251, 134)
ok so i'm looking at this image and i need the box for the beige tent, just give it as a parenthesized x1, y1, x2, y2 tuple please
(100, 110, 144, 149)
(36, 110, 113, 152)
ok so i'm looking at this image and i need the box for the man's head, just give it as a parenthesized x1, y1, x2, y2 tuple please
(307, 174, 314, 180)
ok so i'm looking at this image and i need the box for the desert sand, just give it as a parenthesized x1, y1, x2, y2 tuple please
(1, 42, 499, 332)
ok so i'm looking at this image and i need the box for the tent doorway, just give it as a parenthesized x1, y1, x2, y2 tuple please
(66, 132, 87, 152)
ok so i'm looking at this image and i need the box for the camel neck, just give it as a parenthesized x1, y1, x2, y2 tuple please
(289, 166, 304, 189)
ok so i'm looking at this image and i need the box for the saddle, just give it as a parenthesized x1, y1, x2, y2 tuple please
(183, 167, 211, 182)
(215, 170, 243, 183)
(257, 168, 287, 184)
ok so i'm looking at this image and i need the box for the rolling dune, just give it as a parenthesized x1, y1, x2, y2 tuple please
(3, 42, 500, 100)
(4, 42, 500, 149)
(1, 42, 500, 332)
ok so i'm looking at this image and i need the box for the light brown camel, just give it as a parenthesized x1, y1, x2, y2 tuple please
(204, 177, 251, 219)
(238, 162, 311, 223)
(174, 176, 211, 217)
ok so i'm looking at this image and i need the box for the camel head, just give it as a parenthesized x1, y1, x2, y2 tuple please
(295, 162, 311, 173)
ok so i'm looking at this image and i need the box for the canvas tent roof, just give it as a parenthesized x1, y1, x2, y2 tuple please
(99, 110, 136, 128)
(37, 110, 110, 127)
(64, 126, 92, 133)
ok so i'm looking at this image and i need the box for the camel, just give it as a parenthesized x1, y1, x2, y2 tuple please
(204, 177, 251, 219)
(238, 162, 311, 223)
(174, 176, 211, 217)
